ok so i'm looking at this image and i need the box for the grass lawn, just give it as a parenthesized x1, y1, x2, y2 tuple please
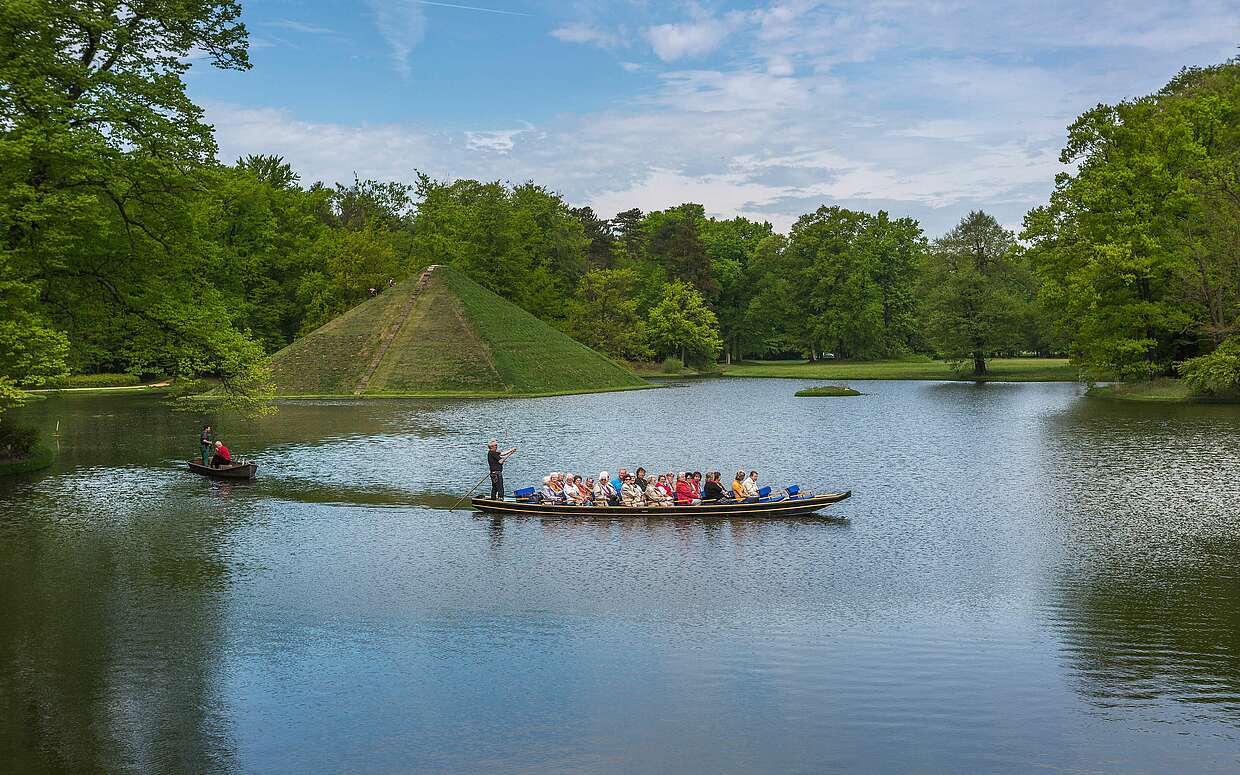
(723, 358, 1079, 382)
(1085, 378, 1204, 402)
(795, 385, 862, 396)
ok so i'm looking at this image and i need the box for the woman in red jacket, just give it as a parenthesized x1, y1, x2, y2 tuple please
(674, 472, 700, 505)
(210, 440, 232, 468)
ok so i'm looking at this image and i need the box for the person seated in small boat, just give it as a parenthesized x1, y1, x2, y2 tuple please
(210, 440, 232, 468)
(702, 472, 725, 502)
(611, 468, 628, 493)
(732, 470, 751, 501)
(565, 475, 591, 505)
(594, 472, 619, 506)
(633, 467, 648, 490)
(691, 471, 703, 500)
(674, 472, 700, 505)
(540, 476, 561, 503)
(646, 475, 674, 506)
(744, 470, 761, 500)
(583, 477, 600, 505)
(620, 474, 645, 506)
(660, 473, 677, 500)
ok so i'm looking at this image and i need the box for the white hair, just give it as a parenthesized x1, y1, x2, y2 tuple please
(542, 476, 550, 484)
(599, 471, 609, 480)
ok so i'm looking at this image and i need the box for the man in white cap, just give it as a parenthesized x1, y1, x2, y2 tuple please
(487, 439, 517, 500)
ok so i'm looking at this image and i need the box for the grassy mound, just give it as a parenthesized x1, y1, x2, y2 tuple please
(269, 265, 649, 397)
(0, 445, 55, 476)
(795, 385, 861, 397)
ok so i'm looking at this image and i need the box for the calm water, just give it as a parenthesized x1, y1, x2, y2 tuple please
(2, 379, 1239, 774)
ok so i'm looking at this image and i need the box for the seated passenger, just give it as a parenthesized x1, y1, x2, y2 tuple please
(620, 474, 645, 507)
(567, 474, 592, 505)
(702, 472, 725, 502)
(540, 476, 560, 503)
(657, 474, 675, 502)
(633, 467, 648, 491)
(744, 470, 761, 499)
(674, 473, 699, 505)
(691, 472, 703, 500)
(595, 472, 619, 506)
(732, 470, 751, 501)
(210, 440, 232, 468)
(646, 475, 674, 506)
(612, 468, 628, 492)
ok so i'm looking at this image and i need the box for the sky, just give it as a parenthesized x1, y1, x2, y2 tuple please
(187, 0, 1240, 235)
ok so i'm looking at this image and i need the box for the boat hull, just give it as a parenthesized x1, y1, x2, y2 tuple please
(186, 460, 257, 479)
(470, 490, 850, 518)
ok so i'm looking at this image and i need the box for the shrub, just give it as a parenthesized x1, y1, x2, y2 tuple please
(660, 356, 682, 374)
(0, 417, 39, 459)
(1177, 339, 1240, 397)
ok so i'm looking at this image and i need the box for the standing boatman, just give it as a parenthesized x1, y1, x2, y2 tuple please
(487, 439, 518, 500)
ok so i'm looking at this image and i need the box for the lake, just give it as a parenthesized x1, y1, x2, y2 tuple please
(2, 379, 1239, 774)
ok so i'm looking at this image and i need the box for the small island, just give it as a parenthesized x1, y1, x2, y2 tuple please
(795, 385, 862, 397)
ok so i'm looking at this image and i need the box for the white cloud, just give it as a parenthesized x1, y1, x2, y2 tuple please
(643, 18, 731, 61)
(464, 125, 531, 153)
(365, 0, 427, 78)
(550, 22, 620, 48)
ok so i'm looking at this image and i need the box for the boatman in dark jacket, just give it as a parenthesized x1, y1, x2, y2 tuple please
(487, 439, 518, 500)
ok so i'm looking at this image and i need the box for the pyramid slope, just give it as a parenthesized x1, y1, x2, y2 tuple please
(268, 265, 649, 397)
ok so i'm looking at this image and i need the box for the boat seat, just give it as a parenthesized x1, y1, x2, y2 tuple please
(758, 486, 772, 498)
(513, 486, 536, 498)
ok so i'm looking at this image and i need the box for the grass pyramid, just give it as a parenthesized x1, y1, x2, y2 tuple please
(268, 264, 649, 397)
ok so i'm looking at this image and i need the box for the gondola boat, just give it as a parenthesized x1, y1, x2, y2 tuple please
(186, 459, 258, 479)
(470, 489, 851, 519)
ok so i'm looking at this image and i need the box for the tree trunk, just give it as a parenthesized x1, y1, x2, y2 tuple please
(972, 350, 986, 376)
(681, 347, 686, 367)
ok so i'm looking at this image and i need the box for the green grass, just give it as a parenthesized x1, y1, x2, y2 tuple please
(724, 357, 1079, 382)
(0, 445, 55, 476)
(269, 265, 648, 397)
(795, 385, 862, 397)
(1085, 378, 1200, 402)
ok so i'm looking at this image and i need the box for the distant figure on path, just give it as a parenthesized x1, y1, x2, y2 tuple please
(199, 424, 213, 466)
(487, 439, 517, 500)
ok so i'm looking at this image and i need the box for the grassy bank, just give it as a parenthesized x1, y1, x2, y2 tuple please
(724, 357, 1078, 382)
(0, 445, 55, 476)
(795, 385, 862, 396)
(1085, 379, 1196, 402)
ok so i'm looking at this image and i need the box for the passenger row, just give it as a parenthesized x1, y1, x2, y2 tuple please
(522, 468, 783, 506)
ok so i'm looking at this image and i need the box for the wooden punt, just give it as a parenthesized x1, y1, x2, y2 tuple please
(186, 459, 258, 479)
(470, 490, 851, 518)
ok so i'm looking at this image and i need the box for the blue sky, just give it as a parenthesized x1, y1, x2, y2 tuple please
(189, 0, 1240, 235)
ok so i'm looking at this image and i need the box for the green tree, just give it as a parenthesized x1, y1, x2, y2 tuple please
(645, 204, 717, 295)
(565, 268, 650, 359)
(0, 0, 273, 411)
(644, 281, 722, 366)
(923, 211, 1029, 376)
(1024, 60, 1240, 378)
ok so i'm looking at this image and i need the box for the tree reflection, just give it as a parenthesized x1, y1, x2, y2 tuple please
(0, 487, 236, 772)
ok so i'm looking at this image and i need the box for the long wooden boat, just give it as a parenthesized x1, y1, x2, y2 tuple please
(470, 490, 851, 519)
(186, 459, 258, 479)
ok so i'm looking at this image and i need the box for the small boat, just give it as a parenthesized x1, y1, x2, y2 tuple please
(470, 489, 851, 518)
(186, 459, 258, 479)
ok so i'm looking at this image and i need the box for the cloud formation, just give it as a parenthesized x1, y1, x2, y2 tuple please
(212, 0, 1240, 235)
(365, 0, 427, 78)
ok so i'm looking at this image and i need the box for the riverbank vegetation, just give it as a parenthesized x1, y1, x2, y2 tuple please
(726, 358, 1078, 382)
(3, 1, 1240, 429)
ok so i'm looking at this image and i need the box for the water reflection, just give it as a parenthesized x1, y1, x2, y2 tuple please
(0, 479, 241, 772)
(1040, 397, 1240, 724)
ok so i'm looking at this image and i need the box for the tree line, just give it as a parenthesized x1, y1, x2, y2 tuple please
(4, 1, 1240, 432)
